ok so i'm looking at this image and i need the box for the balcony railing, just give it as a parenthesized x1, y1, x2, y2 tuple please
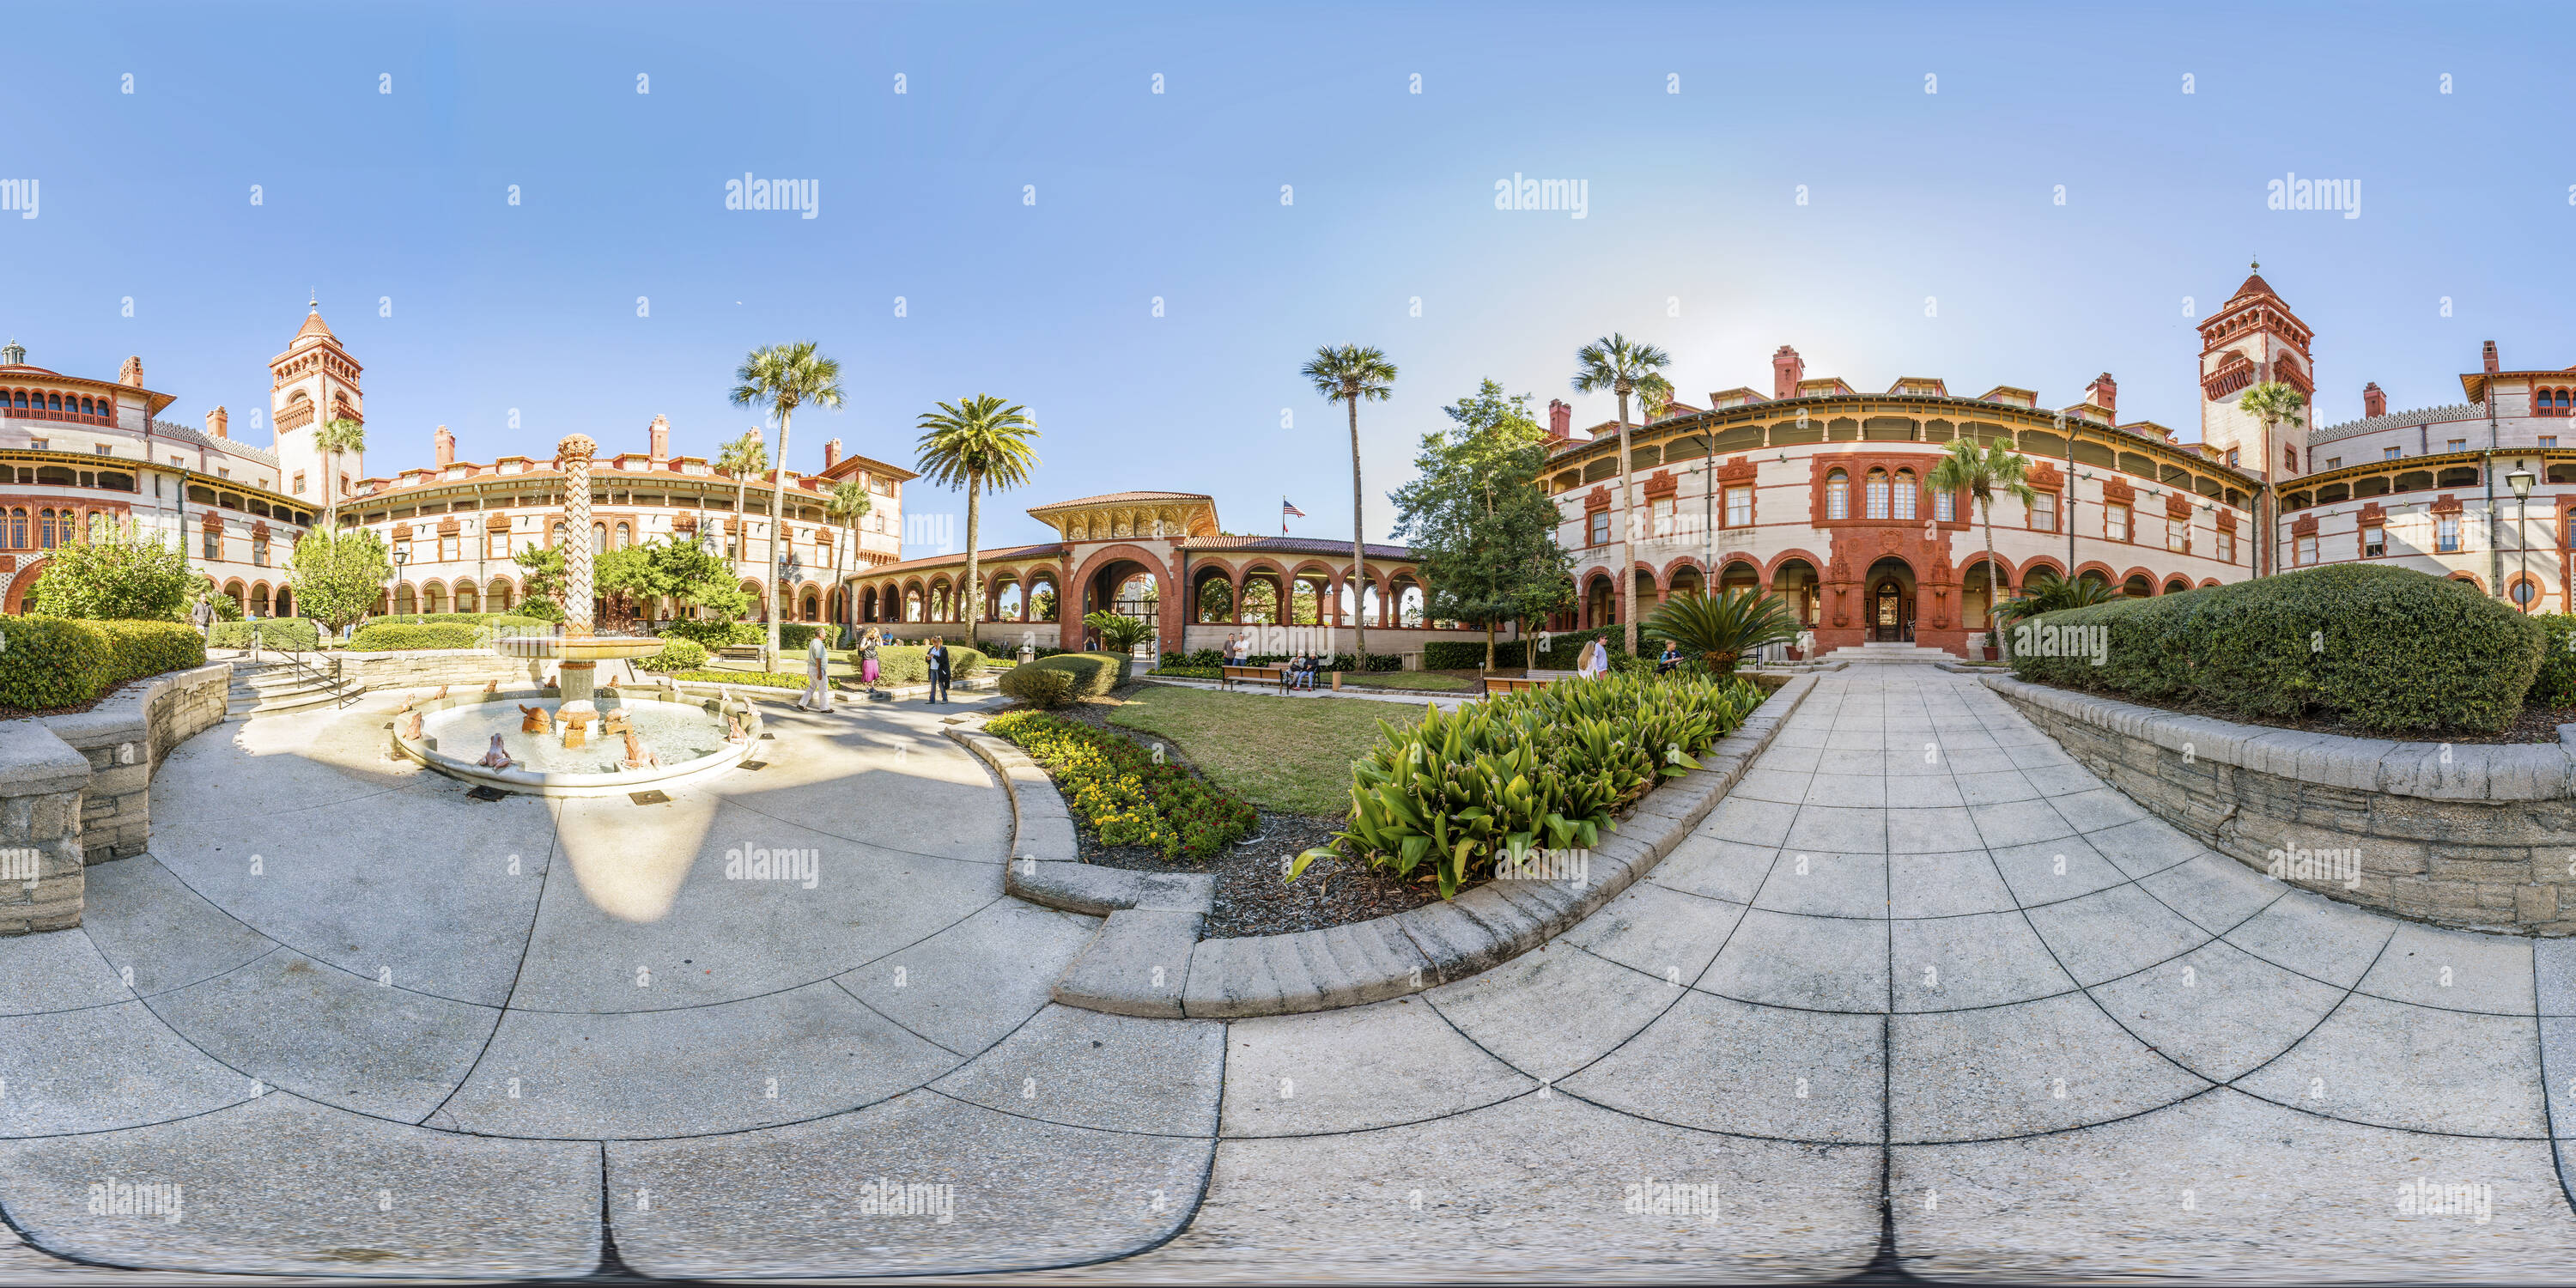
(2, 405, 116, 427)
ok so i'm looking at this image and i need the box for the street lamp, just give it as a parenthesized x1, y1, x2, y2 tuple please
(2506, 465, 2537, 612)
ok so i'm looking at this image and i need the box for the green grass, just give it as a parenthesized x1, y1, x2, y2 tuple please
(1335, 671, 1473, 692)
(1105, 685, 1428, 817)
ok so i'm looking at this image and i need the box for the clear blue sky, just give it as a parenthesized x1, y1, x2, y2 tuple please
(8, 1, 2570, 549)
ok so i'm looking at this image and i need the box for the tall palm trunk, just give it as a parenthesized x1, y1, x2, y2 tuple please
(1347, 397, 1367, 666)
(1980, 497, 1997, 640)
(2257, 414, 2277, 577)
(963, 472, 983, 647)
(1615, 385, 1637, 655)
(765, 413, 793, 664)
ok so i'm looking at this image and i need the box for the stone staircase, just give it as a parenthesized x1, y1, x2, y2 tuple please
(225, 658, 367, 719)
(1817, 641, 1960, 665)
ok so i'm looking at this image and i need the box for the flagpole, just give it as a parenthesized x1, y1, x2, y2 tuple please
(1282, 496, 1287, 537)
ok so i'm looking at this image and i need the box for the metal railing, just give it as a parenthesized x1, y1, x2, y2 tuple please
(243, 621, 358, 709)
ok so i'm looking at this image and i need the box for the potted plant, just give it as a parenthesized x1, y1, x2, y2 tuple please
(1786, 628, 1811, 662)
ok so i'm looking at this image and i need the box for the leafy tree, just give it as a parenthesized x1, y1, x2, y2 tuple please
(1571, 334, 1674, 656)
(1031, 586, 1058, 621)
(514, 544, 568, 617)
(824, 477, 872, 633)
(1195, 577, 1233, 622)
(283, 528, 394, 633)
(715, 428, 767, 568)
(1388, 380, 1575, 668)
(914, 394, 1041, 646)
(313, 416, 366, 533)
(1302, 344, 1397, 664)
(187, 573, 245, 622)
(731, 341, 845, 662)
(1927, 436, 2037, 635)
(27, 517, 195, 619)
(2237, 380, 2306, 577)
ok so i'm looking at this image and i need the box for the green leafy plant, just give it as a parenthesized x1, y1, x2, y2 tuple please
(348, 622, 485, 651)
(210, 617, 320, 652)
(1082, 610, 1153, 653)
(987, 710, 1256, 857)
(2529, 612, 2576, 709)
(1292, 671, 1763, 897)
(999, 665, 1079, 708)
(635, 638, 711, 672)
(26, 518, 194, 620)
(1641, 587, 1801, 675)
(286, 528, 394, 633)
(670, 669, 803, 689)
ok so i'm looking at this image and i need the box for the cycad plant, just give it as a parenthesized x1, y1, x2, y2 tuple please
(730, 341, 845, 664)
(1642, 586, 1803, 675)
(915, 394, 1041, 639)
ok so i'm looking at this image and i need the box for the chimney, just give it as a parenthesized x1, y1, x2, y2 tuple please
(1772, 345, 1804, 400)
(119, 356, 144, 386)
(647, 414, 671, 461)
(823, 438, 842, 470)
(1546, 398, 1572, 441)
(2086, 373, 2117, 418)
(2484, 341, 2500, 374)
(434, 424, 455, 467)
(207, 406, 228, 439)
(2363, 382, 2386, 417)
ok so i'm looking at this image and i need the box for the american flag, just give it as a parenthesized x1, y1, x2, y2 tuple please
(1281, 497, 1304, 534)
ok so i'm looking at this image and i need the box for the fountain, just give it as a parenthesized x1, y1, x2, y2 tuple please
(389, 434, 759, 796)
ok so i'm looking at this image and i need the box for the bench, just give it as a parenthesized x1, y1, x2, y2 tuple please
(717, 644, 765, 662)
(1482, 676, 1551, 696)
(1220, 665, 1290, 690)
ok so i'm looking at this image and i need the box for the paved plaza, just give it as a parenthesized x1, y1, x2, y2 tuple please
(3, 670, 2574, 1281)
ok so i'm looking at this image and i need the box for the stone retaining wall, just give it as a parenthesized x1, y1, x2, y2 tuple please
(1985, 674, 2576, 935)
(0, 662, 231, 935)
(338, 648, 544, 690)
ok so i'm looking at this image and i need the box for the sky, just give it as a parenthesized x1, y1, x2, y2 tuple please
(6, 0, 2573, 550)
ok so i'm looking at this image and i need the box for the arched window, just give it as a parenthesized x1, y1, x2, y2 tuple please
(592, 522, 607, 554)
(1893, 470, 1917, 521)
(614, 521, 631, 549)
(1826, 470, 1850, 520)
(1864, 469, 1891, 519)
(5, 507, 21, 549)
(550, 521, 567, 548)
(455, 581, 478, 613)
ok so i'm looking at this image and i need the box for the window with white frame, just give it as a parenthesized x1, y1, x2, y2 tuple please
(2105, 503, 2129, 543)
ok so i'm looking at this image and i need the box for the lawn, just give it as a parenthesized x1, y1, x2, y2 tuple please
(1336, 670, 1474, 692)
(1104, 685, 1426, 817)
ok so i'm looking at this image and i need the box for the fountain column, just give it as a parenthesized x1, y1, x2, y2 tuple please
(556, 434, 601, 714)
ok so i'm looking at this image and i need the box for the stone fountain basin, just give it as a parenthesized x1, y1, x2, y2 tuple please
(390, 689, 763, 798)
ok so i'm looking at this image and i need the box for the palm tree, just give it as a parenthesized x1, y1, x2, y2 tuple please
(1928, 435, 2038, 643)
(1571, 334, 1674, 655)
(715, 429, 767, 569)
(2237, 381, 2306, 577)
(730, 342, 844, 665)
(824, 477, 872, 639)
(313, 416, 365, 533)
(1301, 344, 1398, 667)
(914, 395, 1040, 647)
(1990, 574, 2119, 659)
(1642, 586, 1802, 676)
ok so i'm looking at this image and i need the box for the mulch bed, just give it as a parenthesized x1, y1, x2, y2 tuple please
(1001, 691, 1451, 939)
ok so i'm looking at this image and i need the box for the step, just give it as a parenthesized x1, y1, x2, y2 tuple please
(228, 677, 366, 717)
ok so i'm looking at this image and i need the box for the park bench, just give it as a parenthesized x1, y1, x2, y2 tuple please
(1482, 675, 1551, 696)
(1220, 664, 1290, 690)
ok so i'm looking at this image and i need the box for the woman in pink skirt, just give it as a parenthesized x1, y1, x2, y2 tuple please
(860, 627, 884, 693)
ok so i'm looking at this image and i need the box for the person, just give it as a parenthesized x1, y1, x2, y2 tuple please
(926, 635, 951, 703)
(860, 627, 884, 694)
(1230, 633, 1249, 668)
(1292, 653, 1318, 691)
(1656, 641, 1681, 675)
(795, 630, 833, 712)
(1579, 639, 1611, 679)
(189, 594, 215, 646)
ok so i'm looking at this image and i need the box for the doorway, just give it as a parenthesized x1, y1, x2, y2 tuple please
(1868, 574, 1914, 642)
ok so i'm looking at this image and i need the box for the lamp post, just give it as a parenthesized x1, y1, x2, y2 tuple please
(2507, 465, 2537, 612)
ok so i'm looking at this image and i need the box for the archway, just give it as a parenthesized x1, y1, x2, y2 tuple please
(2123, 574, 2154, 598)
(1771, 558, 1820, 626)
(390, 582, 414, 615)
(1865, 556, 1915, 643)
(275, 587, 294, 618)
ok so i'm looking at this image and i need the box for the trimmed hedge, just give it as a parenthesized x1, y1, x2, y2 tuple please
(0, 617, 207, 712)
(999, 665, 1079, 708)
(2008, 564, 2546, 733)
(1008, 651, 1129, 701)
(658, 618, 760, 648)
(210, 617, 320, 652)
(2530, 613, 2576, 709)
(349, 622, 485, 652)
(872, 644, 987, 686)
(635, 639, 710, 672)
(671, 669, 803, 689)
(1424, 639, 1529, 669)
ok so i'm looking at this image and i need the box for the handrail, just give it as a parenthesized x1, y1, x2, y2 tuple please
(246, 622, 357, 708)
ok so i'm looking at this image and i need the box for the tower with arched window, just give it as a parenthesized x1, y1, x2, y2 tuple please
(269, 298, 366, 519)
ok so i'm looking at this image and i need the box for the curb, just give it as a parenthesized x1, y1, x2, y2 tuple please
(951, 673, 1816, 1018)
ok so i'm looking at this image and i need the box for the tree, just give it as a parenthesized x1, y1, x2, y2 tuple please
(313, 416, 366, 534)
(730, 341, 845, 665)
(615, 535, 750, 622)
(1643, 588, 1802, 676)
(1927, 435, 2037, 637)
(1571, 334, 1674, 655)
(284, 528, 394, 633)
(1031, 586, 1058, 621)
(2237, 381, 2307, 577)
(1388, 380, 1575, 668)
(1302, 344, 1398, 665)
(824, 477, 872, 635)
(514, 544, 568, 617)
(715, 428, 768, 572)
(914, 394, 1041, 646)
(27, 517, 193, 620)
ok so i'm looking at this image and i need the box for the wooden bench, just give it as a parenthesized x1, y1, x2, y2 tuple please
(1221, 665, 1290, 690)
(1483, 676, 1551, 696)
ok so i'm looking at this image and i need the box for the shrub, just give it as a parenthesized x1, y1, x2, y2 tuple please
(2008, 564, 2546, 734)
(0, 617, 113, 711)
(669, 669, 804, 689)
(986, 710, 1256, 857)
(1293, 671, 1765, 898)
(779, 623, 824, 650)
(1424, 640, 1528, 669)
(348, 622, 485, 652)
(2530, 613, 2576, 710)
(1011, 651, 1128, 699)
(1146, 665, 1221, 679)
(873, 644, 988, 685)
(658, 618, 759, 648)
(635, 639, 711, 672)
(210, 617, 321, 653)
(999, 665, 1079, 708)
(1529, 626, 1624, 670)
(94, 620, 209, 684)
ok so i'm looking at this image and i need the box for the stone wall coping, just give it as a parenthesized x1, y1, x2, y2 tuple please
(952, 673, 1816, 1018)
(0, 721, 93, 795)
(337, 647, 503, 660)
(35, 663, 233, 747)
(1982, 673, 2576, 803)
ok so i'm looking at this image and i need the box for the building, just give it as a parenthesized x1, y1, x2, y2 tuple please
(0, 337, 314, 615)
(1546, 327, 2258, 657)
